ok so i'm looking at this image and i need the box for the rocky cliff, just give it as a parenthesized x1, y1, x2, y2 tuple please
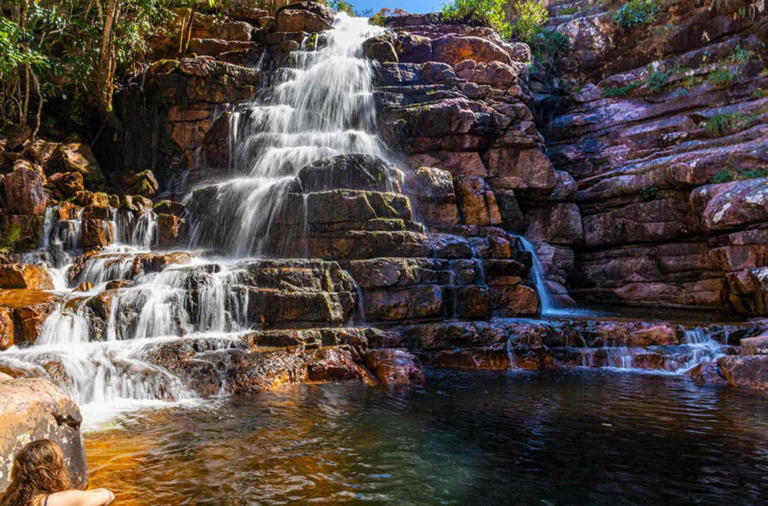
(534, 0, 768, 314)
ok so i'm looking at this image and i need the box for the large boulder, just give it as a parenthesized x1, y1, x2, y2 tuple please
(691, 178, 768, 232)
(57, 143, 105, 189)
(484, 147, 557, 191)
(0, 289, 60, 347)
(431, 34, 512, 66)
(125, 170, 159, 198)
(46, 172, 84, 200)
(275, 2, 334, 33)
(718, 355, 768, 390)
(0, 378, 87, 492)
(363, 348, 424, 385)
(525, 203, 583, 245)
(297, 154, 401, 193)
(3, 161, 47, 215)
(405, 167, 459, 225)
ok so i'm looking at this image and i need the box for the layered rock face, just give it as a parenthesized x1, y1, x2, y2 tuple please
(369, 14, 579, 305)
(536, 0, 768, 314)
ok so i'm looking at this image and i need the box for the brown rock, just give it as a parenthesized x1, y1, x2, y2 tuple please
(0, 264, 54, 290)
(307, 347, 374, 384)
(46, 172, 84, 200)
(490, 283, 538, 316)
(3, 161, 48, 215)
(157, 214, 188, 248)
(0, 290, 59, 345)
(190, 12, 253, 41)
(363, 349, 424, 385)
(57, 143, 105, 189)
(525, 203, 583, 245)
(0, 307, 14, 350)
(431, 34, 512, 66)
(125, 170, 159, 198)
(275, 2, 334, 33)
(454, 176, 500, 226)
(363, 285, 443, 321)
(423, 347, 511, 370)
(692, 178, 768, 232)
(485, 148, 556, 191)
(718, 355, 768, 390)
(739, 334, 768, 355)
(82, 219, 115, 250)
(687, 361, 728, 386)
(0, 378, 87, 491)
(406, 167, 459, 225)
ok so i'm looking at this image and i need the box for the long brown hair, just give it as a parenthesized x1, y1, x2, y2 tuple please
(0, 439, 71, 506)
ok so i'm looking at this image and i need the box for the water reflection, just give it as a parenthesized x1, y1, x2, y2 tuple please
(86, 370, 768, 504)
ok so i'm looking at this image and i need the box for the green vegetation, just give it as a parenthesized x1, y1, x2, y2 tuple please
(646, 69, 670, 93)
(753, 88, 768, 99)
(528, 28, 570, 61)
(442, 0, 515, 38)
(710, 167, 768, 184)
(441, 0, 548, 43)
(603, 81, 641, 97)
(704, 112, 758, 137)
(0, 223, 21, 253)
(707, 68, 739, 88)
(559, 6, 579, 15)
(440, 0, 567, 62)
(0, 0, 180, 135)
(613, 0, 659, 28)
(511, 0, 549, 42)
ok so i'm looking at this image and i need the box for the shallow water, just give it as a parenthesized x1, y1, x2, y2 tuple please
(86, 370, 768, 505)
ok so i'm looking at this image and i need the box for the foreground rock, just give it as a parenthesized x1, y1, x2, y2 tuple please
(0, 378, 87, 492)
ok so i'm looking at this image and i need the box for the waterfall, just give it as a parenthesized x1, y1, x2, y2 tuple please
(186, 14, 387, 257)
(515, 235, 557, 315)
(0, 15, 386, 419)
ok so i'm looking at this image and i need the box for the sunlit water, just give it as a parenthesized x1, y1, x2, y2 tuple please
(86, 370, 768, 504)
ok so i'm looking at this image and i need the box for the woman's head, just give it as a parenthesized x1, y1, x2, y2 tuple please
(0, 439, 71, 506)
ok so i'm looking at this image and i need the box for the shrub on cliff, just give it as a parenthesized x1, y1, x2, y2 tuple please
(613, 0, 659, 28)
(441, 0, 548, 43)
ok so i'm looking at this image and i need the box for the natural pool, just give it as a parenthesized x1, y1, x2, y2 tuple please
(86, 369, 768, 504)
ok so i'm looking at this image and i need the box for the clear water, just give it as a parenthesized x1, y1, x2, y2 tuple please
(86, 370, 768, 505)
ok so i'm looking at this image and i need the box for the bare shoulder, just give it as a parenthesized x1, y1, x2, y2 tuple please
(46, 488, 115, 506)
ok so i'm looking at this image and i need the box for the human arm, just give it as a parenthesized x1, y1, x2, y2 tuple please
(45, 488, 115, 506)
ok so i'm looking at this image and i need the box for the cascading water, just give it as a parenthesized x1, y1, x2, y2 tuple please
(0, 14, 389, 422)
(186, 14, 386, 257)
(515, 236, 556, 315)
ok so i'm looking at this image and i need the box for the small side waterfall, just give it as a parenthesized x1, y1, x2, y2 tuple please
(516, 235, 557, 315)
